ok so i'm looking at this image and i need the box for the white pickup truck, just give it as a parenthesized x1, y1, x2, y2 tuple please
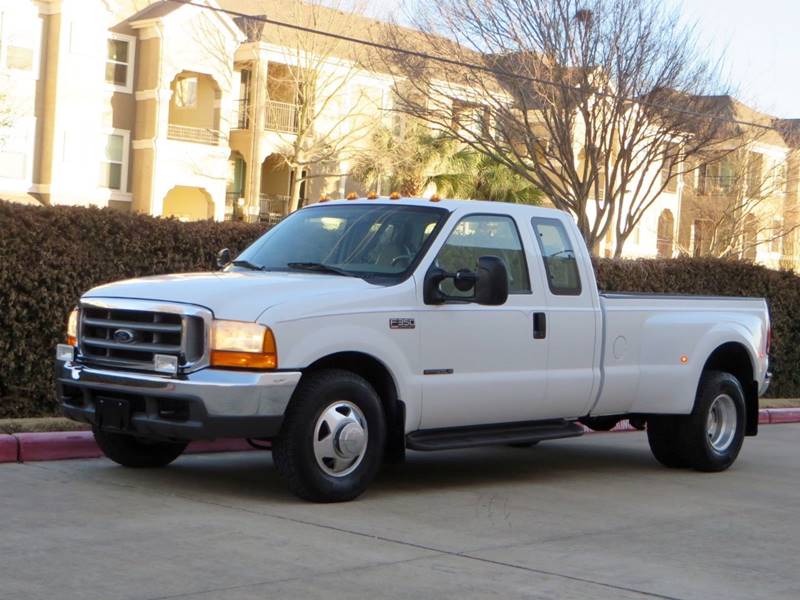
(57, 198, 771, 502)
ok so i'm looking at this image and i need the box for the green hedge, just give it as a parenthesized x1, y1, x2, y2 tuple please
(0, 202, 267, 418)
(1, 202, 798, 418)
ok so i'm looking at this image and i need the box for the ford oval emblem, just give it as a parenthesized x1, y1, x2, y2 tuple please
(113, 328, 136, 344)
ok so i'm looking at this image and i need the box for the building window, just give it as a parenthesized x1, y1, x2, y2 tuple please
(99, 131, 129, 191)
(656, 209, 675, 258)
(770, 217, 783, 254)
(0, 10, 41, 74)
(175, 76, 198, 108)
(105, 33, 135, 93)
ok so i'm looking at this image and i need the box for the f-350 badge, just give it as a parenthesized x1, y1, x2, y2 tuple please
(389, 318, 415, 330)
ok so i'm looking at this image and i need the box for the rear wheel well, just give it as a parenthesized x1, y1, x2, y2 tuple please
(701, 343, 758, 435)
(303, 352, 405, 460)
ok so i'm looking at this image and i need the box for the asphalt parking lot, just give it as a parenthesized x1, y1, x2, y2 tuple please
(1, 425, 798, 600)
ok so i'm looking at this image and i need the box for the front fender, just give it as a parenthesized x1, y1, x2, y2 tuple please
(271, 314, 422, 429)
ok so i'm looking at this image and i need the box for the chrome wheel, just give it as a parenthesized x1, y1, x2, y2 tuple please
(706, 394, 737, 453)
(313, 401, 368, 477)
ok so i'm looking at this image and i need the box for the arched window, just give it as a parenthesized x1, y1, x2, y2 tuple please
(656, 209, 674, 258)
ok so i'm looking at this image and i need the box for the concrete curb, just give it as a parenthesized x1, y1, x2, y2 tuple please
(0, 409, 796, 464)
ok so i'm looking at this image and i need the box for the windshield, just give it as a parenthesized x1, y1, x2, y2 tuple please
(234, 204, 449, 282)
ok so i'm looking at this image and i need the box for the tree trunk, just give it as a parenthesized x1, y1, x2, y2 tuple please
(288, 166, 304, 213)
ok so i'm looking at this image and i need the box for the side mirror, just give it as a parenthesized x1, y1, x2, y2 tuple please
(474, 256, 509, 306)
(423, 255, 508, 306)
(216, 248, 231, 269)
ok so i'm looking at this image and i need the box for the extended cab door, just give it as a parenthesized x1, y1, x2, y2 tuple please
(416, 213, 549, 429)
(529, 217, 601, 419)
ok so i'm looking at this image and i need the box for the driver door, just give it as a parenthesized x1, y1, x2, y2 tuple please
(417, 213, 548, 429)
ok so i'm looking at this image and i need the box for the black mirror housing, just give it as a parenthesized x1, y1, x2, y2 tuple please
(423, 256, 508, 306)
(474, 256, 509, 305)
(216, 248, 232, 269)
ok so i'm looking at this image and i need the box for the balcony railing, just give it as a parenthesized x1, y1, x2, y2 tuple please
(259, 194, 290, 224)
(167, 124, 223, 145)
(265, 100, 300, 134)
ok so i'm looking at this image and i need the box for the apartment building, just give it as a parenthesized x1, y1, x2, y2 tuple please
(0, 0, 395, 222)
(607, 98, 799, 268)
(1, 0, 798, 270)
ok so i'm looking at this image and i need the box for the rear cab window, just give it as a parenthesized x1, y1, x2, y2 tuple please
(531, 218, 582, 295)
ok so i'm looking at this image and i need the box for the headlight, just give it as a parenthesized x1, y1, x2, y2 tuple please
(66, 308, 79, 346)
(210, 320, 277, 369)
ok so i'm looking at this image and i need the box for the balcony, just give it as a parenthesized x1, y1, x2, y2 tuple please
(265, 100, 300, 134)
(167, 124, 223, 146)
(259, 193, 290, 224)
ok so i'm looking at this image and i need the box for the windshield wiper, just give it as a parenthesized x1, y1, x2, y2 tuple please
(286, 262, 358, 278)
(231, 259, 264, 271)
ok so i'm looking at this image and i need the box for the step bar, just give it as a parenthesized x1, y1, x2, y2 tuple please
(406, 419, 584, 451)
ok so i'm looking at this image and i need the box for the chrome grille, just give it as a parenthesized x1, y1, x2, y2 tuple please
(78, 301, 207, 372)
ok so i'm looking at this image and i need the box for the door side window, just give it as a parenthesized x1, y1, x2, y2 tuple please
(436, 214, 531, 297)
(531, 218, 582, 295)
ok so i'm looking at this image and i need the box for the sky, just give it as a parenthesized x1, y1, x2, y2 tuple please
(363, 0, 799, 119)
(674, 0, 799, 119)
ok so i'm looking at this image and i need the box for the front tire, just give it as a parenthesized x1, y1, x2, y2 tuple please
(93, 429, 187, 468)
(272, 369, 386, 502)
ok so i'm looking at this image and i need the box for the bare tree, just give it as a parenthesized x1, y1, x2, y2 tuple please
(239, 0, 387, 213)
(375, 0, 734, 255)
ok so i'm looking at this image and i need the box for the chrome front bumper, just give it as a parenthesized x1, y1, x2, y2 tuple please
(56, 358, 301, 441)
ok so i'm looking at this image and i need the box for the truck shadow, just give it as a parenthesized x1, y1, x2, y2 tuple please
(125, 434, 664, 503)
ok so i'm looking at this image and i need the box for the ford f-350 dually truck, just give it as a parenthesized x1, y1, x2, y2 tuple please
(56, 198, 770, 502)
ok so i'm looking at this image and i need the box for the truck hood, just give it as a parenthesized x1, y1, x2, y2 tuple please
(84, 271, 376, 321)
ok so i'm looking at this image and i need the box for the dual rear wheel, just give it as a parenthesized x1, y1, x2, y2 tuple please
(647, 370, 746, 472)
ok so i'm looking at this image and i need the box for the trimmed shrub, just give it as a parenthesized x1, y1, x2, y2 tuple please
(0, 202, 267, 418)
(1, 201, 797, 418)
(594, 257, 799, 399)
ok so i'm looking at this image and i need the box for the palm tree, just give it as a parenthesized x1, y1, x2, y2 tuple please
(352, 124, 541, 204)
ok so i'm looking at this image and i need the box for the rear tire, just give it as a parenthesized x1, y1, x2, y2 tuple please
(646, 370, 745, 472)
(272, 369, 386, 502)
(647, 416, 689, 468)
(93, 429, 187, 468)
(682, 371, 745, 472)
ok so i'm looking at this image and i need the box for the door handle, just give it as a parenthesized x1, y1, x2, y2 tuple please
(533, 312, 547, 339)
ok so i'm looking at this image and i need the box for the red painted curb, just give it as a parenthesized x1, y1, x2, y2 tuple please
(0, 434, 18, 463)
(16, 432, 103, 462)
(765, 408, 800, 424)
(13, 431, 260, 463)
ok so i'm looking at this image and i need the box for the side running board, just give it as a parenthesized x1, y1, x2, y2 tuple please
(406, 419, 584, 451)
